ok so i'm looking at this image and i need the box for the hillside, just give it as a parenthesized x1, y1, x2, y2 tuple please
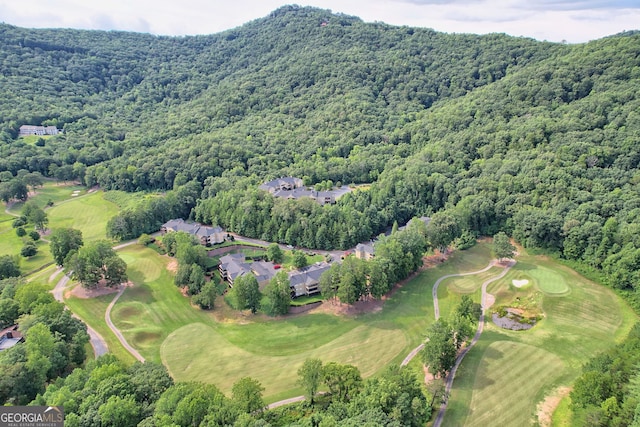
(2, 5, 640, 425)
(2, 4, 639, 280)
(0, 6, 560, 186)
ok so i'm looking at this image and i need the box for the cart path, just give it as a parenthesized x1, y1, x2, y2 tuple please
(52, 273, 108, 358)
(105, 286, 145, 362)
(432, 260, 497, 320)
(400, 260, 498, 367)
(433, 259, 515, 427)
(267, 258, 514, 410)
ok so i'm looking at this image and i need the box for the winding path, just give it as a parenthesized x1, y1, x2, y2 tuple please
(50, 237, 143, 361)
(432, 261, 497, 320)
(432, 259, 515, 427)
(52, 272, 109, 358)
(266, 257, 515, 410)
(105, 286, 145, 362)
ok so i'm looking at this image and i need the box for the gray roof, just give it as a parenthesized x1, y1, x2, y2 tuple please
(220, 253, 277, 285)
(356, 242, 375, 255)
(259, 177, 303, 192)
(289, 262, 331, 295)
(195, 225, 224, 237)
(0, 336, 22, 351)
(163, 218, 198, 234)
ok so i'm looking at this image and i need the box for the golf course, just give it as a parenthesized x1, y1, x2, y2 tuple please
(4, 184, 638, 422)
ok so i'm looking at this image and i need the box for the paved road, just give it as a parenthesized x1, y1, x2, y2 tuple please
(105, 287, 146, 362)
(400, 343, 425, 367)
(52, 273, 109, 358)
(432, 260, 515, 427)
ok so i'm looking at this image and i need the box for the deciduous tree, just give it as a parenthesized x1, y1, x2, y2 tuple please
(492, 231, 516, 261)
(232, 377, 265, 414)
(264, 271, 291, 316)
(233, 274, 260, 314)
(266, 243, 284, 263)
(49, 228, 83, 266)
(421, 318, 456, 379)
(298, 358, 323, 404)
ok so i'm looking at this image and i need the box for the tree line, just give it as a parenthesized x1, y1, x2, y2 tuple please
(30, 351, 432, 427)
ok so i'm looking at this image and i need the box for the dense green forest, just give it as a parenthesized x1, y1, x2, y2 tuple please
(2, 5, 640, 424)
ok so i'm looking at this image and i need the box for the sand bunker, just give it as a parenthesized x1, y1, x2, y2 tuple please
(512, 279, 529, 288)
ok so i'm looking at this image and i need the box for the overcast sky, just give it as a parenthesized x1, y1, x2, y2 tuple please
(1, 0, 638, 43)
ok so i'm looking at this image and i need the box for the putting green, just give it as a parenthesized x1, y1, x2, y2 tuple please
(465, 340, 564, 427)
(529, 265, 570, 295)
(161, 322, 407, 397)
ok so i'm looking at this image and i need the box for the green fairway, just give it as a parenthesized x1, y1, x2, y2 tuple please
(0, 218, 54, 274)
(444, 254, 637, 426)
(465, 341, 564, 427)
(65, 239, 635, 414)
(7, 182, 86, 214)
(528, 263, 571, 295)
(1, 184, 123, 276)
(444, 269, 500, 294)
(65, 290, 137, 364)
(161, 322, 406, 397)
(47, 190, 119, 241)
(104, 243, 495, 400)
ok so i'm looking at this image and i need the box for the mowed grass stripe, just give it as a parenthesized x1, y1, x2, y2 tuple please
(47, 190, 119, 241)
(444, 268, 503, 294)
(464, 341, 564, 427)
(8, 182, 85, 215)
(65, 292, 136, 364)
(447, 254, 637, 425)
(161, 322, 406, 398)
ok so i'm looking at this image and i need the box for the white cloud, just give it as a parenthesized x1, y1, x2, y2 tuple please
(0, 0, 638, 43)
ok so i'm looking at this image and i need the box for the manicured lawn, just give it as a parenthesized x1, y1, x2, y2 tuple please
(443, 253, 637, 426)
(444, 269, 501, 294)
(1, 184, 127, 277)
(61, 236, 635, 417)
(465, 341, 564, 427)
(47, 190, 119, 241)
(7, 182, 85, 214)
(65, 289, 137, 365)
(162, 321, 405, 399)
(0, 219, 54, 274)
(102, 244, 495, 400)
(101, 190, 160, 210)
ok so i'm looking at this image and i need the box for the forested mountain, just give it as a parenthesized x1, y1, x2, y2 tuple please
(2, 7, 640, 295)
(3, 5, 640, 425)
(0, 5, 560, 185)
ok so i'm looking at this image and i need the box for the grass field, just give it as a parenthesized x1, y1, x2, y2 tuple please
(47, 190, 119, 241)
(58, 232, 636, 419)
(443, 253, 637, 426)
(92, 243, 495, 401)
(7, 182, 86, 214)
(65, 291, 137, 365)
(0, 215, 55, 273)
(1, 183, 123, 276)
